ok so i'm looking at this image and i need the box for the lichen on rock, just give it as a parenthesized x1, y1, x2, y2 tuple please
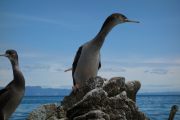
(27, 104, 60, 120)
(27, 76, 150, 120)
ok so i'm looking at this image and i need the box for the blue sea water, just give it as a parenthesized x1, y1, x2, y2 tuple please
(137, 95, 180, 120)
(10, 95, 180, 120)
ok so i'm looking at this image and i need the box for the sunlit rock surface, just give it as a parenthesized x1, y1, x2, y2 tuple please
(27, 76, 149, 120)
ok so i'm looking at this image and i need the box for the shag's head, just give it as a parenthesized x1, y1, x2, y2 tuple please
(100, 13, 139, 31)
(0, 49, 18, 63)
(108, 13, 139, 24)
(171, 105, 179, 112)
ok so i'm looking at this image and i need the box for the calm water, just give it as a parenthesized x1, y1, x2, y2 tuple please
(10, 95, 180, 120)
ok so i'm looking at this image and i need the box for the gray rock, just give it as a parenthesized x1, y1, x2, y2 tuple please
(28, 76, 149, 120)
(74, 110, 110, 120)
(61, 76, 106, 110)
(66, 88, 108, 119)
(126, 80, 141, 102)
(64, 77, 149, 120)
(103, 77, 126, 97)
(27, 104, 59, 120)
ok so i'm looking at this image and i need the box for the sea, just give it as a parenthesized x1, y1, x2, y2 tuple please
(9, 95, 180, 120)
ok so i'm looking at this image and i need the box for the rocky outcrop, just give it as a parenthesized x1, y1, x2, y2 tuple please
(27, 76, 149, 120)
(27, 104, 59, 120)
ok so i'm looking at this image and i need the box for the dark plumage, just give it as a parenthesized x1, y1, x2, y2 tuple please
(0, 50, 25, 120)
(72, 46, 83, 86)
(168, 105, 179, 120)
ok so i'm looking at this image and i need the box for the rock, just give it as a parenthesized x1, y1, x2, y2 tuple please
(27, 104, 59, 120)
(27, 76, 149, 120)
(63, 76, 149, 120)
(126, 80, 141, 102)
(61, 76, 106, 110)
(66, 88, 108, 119)
(103, 77, 126, 97)
(74, 110, 110, 120)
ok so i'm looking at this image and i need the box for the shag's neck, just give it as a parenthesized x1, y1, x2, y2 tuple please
(92, 18, 119, 49)
(11, 60, 25, 88)
(11, 60, 19, 75)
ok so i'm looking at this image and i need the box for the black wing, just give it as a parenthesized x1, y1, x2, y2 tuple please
(98, 54, 101, 70)
(98, 60, 101, 70)
(72, 46, 83, 85)
(0, 81, 13, 109)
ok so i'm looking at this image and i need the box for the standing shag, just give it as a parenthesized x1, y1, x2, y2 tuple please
(168, 105, 179, 120)
(66, 13, 139, 92)
(0, 50, 25, 120)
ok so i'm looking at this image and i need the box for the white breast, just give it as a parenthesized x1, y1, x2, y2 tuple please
(74, 43, 100, 87)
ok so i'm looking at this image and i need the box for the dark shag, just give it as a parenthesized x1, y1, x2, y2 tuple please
(168, 105, 179, 120)
(0, 50, 25, 120)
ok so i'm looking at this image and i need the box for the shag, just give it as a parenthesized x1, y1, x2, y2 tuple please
(168, 105, 179, 120)
(0, 50, 25, 120)
(67, 13, 139, 92)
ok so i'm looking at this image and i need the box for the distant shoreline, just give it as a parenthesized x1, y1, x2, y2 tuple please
(24, 94, 180, 97)
(1, 86, 180, 96)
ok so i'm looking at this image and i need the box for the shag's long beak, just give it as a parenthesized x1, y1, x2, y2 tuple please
(0, 54, 8, 57)
(125, 19, 140, 23)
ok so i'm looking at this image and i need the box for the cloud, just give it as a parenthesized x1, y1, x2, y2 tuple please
(144, 69, 169, 75)
(1, 52, 179, 90)
(55, 68, 64, 72)
(103, 57, 180, 68)
(100, 67, 126, 73)
(48, 64, 66, 72)
(140, 84, 180, 93)
(22, 62, 68, 73)
(23, 64, 50, 72)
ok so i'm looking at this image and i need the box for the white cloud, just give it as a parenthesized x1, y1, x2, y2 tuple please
(98, 58, 180, 92)
(144, 69, 168, 75)
(1, 54, 180, 92)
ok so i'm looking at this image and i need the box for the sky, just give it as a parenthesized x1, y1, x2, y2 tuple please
(0, 0, 180, 92)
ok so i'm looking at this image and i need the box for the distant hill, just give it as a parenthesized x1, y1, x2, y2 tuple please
(0, 86, 71, 96)
(0, 86, 180, 96)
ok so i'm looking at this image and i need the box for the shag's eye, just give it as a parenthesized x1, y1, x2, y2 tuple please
(121, 15, 127, 19)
